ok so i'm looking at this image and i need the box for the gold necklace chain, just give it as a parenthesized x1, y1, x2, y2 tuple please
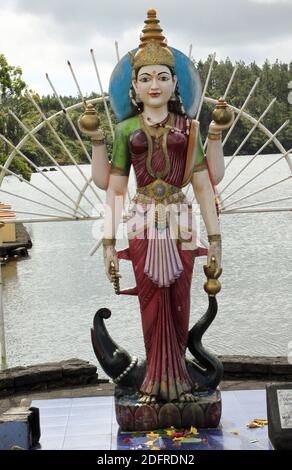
(139, 113, 174, 179)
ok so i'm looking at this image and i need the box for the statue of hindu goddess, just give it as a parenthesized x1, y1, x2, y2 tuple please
(82, 9, 233, 431)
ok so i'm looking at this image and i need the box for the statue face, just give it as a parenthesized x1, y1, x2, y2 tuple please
(132, 64, 177, 109)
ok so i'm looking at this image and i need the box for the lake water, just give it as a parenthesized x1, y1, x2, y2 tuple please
(1, 154, 292, 372)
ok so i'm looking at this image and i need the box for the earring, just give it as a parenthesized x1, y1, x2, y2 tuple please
(136, 93, 141, 104)
(170, 91, 176, 101)
(129, 89, 138, 108)
(129, 89, 142, 112)
(178, 94, 186, 114)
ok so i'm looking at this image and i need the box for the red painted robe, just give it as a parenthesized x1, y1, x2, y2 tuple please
(112, 113, 207, 401)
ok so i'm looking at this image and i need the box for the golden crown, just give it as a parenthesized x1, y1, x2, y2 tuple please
(129, 9, 175, 73)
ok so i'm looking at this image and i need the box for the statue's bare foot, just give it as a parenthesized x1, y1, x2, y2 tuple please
(138, 393, 148, 403)
(179, 392, 195, 402)
(186, 393, 196, 402)
(138, 393, 157, 404)
(138, 393, 150, 404)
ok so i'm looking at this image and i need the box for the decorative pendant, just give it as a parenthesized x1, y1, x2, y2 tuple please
(140, 113, 174, 180)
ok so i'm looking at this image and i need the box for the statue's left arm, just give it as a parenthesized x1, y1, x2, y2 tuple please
(205, 109, 235, 185)
(189, 115, 235, 271)
(205, 122, 225, 186)
(191, 168, 221, 273)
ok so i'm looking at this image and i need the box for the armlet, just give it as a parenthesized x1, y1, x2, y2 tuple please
(193, 158, 207, 173)
(110, 164, 129, 176)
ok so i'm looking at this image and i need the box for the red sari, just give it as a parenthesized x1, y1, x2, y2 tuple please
(119, 114, 204, 401)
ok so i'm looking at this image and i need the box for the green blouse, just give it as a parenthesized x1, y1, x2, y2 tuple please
(110, 115, 205, 177)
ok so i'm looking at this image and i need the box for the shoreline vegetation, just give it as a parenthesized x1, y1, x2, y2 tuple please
(1, 54, 291, 182)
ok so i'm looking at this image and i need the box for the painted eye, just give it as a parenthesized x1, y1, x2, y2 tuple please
(159, 76, 170, 81)
(139, 77, 150, 83)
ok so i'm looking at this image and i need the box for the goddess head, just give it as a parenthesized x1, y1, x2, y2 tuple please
(109, 8, 202, 121)
(129, 9, 184, 115)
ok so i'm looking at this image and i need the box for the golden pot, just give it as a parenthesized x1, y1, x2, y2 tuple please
(212, 97, 233, 126)
(204, 278, 221, 296)
(203, 257, 222, 296)
(78, 103, 100, 133)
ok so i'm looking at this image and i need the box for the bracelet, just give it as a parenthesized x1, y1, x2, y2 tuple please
(102, 237, 116, 247)
(208, 132, 222, 141)
(92, 138, 105, 146)
(208, 234, 221, 242)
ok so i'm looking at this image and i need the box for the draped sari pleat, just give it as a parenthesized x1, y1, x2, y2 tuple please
(126, 113, 200, 401)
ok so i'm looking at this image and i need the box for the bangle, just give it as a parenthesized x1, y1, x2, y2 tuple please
(208, 234, 221, 242)
(208, 132, 222, 141)
(92, 138, 105, 146)
(102, 237, 116, 247)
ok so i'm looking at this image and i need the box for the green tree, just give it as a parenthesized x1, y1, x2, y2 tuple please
(0, 54, 32, 180)
(196, 56, 292, 155)
(1, 53, 291, 177)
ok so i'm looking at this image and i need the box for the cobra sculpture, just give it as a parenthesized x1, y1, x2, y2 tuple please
(91, 261, 223, 396)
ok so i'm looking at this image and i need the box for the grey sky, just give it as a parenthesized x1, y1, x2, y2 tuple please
(1, 0, 291, 95)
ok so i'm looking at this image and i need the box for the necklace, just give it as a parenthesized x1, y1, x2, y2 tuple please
(143, 112, 169, 126)
(142, 113, 172, 146)
(140, 113, 174, 180)
(142, 112, 191, 139)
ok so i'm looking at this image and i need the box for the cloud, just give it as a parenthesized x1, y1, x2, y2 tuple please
(6, 0, 292, 45)
(0, 0, 291, 95)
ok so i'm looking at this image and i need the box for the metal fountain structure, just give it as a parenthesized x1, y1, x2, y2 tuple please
(0, 44, 291, 370)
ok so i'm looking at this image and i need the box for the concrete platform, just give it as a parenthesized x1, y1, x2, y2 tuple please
(31, 390, 272, 450)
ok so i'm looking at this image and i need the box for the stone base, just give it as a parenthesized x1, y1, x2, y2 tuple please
(0, 406, 40, 450)
(115, 389, 221, 431)
(266, 383, 292, 450)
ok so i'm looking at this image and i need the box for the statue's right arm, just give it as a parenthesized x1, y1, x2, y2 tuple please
(104, 174, 129, 239)
(92, 121, 131, 191)
(97, 120, 132, 280)
(91, 140, 111, 191)
(103, 174, 129, 281)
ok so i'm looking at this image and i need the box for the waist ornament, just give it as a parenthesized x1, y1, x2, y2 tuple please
(135, 179, 185, 204)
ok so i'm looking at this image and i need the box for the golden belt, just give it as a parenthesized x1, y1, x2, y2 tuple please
(135, 179, 184, 203)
